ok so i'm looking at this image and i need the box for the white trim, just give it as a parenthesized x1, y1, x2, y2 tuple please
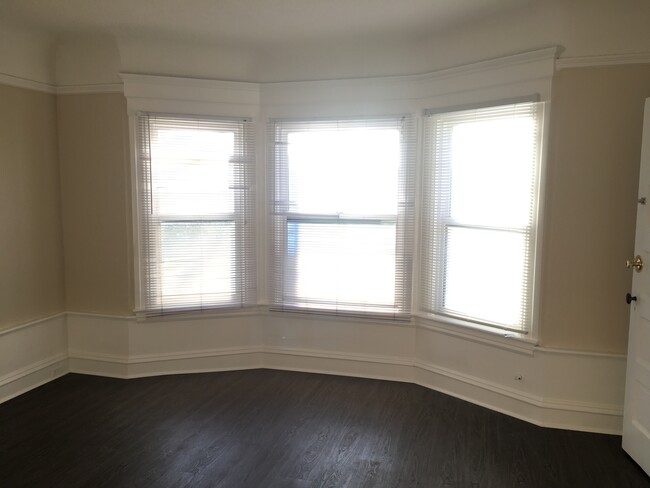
(0, 72, 56, 94)
(0, 313, 69, 404)
(134, 305, 264, 322)
(66, 311, 134, 321)
(120, 73, 260, 116)
(57, 311, 626, 434)
(120, 73, 259, 96)
(263, 346, 414, 368)
(415, 317, 536, 356)
(413, 359, 620, 417)
(0, 353, 68, 387)
(56, 83, 123, 95)
(68, 347, 264, 379)
(408, 47, 559, 85)
(0, 357, 68, 404)
(539, 346, 626, 359)
(0, 312, 66, 336)
(64, 335, 623, 433)
(68, 346, 260, 365)
(0, 311, 627, 433)
(3, 48, 650, 96)
(413, 366, 623, 435)
(261, 47, 558, 103)
(260, 51, 557, 117)
(556, 52, 650, 70)
(260, 307, 414, 328)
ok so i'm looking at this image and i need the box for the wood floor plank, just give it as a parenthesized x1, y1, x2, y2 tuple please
(0, 370, 648, 488)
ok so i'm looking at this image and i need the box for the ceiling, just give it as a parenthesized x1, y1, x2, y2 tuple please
(0, 0, 534, 47)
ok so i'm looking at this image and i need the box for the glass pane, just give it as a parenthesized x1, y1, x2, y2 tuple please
(449, 115, 535, 228)
(160, 222, 234, 307)
(287, 128, 400, 215)
(443, 226, 527, 327)
(285, 221, 396, 310)
(151, 128, 235, 216)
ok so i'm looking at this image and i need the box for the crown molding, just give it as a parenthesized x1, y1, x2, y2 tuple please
(3, 48, 650, 95)
(556, 52, 650, 70)
(120, 72, 261, 117)
(120, 73, 259, 103)
(56, 83, 123, 95)
(0, 72, 124, 95)
(0, 72, 56, 94)
(261, 46, 560, 108)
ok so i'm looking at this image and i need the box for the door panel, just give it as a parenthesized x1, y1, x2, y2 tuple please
(622, 98, 650, 475)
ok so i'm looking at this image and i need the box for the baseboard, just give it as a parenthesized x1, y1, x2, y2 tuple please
(66, 343, 623, 434)
(68, 346, 264, 379)
(0, 313, 68, 404)
(413, 360, 622, 435)
(64, 313, 624, 434)
(2, 311, 627, 434)
(0, 355, 69, 404)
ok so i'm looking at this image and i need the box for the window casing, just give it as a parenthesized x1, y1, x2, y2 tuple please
(268, 116, 416, 318)
(135, 113, 256, 316)
(420, 101, 543, 335)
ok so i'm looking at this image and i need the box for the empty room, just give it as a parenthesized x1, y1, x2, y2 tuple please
(2, 0, 650, 486)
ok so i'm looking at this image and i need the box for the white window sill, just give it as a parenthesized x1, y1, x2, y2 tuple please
(413, 312, 537, 356)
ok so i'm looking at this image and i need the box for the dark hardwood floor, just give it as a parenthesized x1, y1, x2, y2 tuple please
(0, 370, 648, 488)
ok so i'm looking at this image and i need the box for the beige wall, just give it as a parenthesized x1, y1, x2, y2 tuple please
(0, 84, 65, 330)
(57, 93, 133, 315)
(540, 64, 650, 352)
(6, 63, 650, 352)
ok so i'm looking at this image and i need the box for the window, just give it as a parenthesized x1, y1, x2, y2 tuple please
(135, 113, 256, 316)
(268, 116, 415, 318)
(420, 101, 543, 334)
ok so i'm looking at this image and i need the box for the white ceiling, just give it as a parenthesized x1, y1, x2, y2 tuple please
(0, 0, 533, 47)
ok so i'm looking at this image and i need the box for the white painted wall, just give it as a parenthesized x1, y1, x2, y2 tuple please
(1, 311, 622, 433)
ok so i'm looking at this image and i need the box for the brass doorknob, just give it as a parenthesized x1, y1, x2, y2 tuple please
(626, 255, 644, 272)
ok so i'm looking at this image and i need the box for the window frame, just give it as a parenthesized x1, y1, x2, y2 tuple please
(267, 115, 416, 319)
(418, 100, 546, 339)
(133, 112, 257, 317)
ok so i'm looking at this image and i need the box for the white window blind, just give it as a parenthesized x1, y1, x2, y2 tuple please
(268, 116, 416, 318)
(136, 113, 256, 316)
(420, 101, 543, 334)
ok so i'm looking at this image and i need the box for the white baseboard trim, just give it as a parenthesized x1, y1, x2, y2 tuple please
(413, 360, 622, 435)
(0, 313, 68, 404)
(70, 348, 622, 434)
(1, 311, 627, 434)
(65, 327, 624, 434)
(68, 346, 263, 379)
(0, 354, 68, 404)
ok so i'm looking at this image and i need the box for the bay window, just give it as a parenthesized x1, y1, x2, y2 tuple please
(132, 101, 543, 336)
